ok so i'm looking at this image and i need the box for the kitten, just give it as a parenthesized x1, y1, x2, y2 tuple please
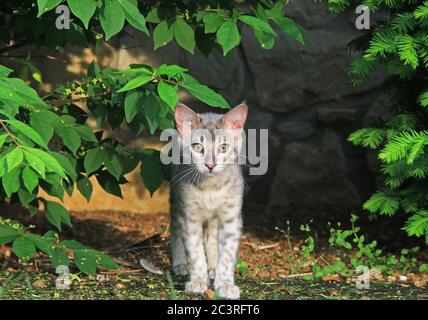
(169, 103, 248, 300)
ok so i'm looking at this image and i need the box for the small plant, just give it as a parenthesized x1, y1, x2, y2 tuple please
(236, 258, 250, 275)
(278, 214, 424, 281)
(0, 0, 305, 275)
(324, 0, 428, 244)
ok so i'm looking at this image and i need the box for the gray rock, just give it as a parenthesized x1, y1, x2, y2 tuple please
(277, 121, 316, 140)
(246, 111, 273, 130)
(268, 130, 361, 213)
(318, 107, 358, 123)
(239, 1, 384, 114)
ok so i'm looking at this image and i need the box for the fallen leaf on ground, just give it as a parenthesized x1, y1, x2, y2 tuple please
(323, 274, 340, 281)
(115, 283, 126, 289)
(203, 289, 215, 300)
(329, 290, 341, 296)
(32, 279, 46, 289)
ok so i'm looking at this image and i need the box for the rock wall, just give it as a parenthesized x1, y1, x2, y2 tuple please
(25, 2, 385, 216)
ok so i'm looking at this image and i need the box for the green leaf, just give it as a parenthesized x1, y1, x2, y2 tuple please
(96, 171, 122, 198)
(51, 247, 69, 268)
(0, 65, 13, 77)
(84, 147, 106, 174)
(0, 134, 8, 148)
(6, 148, 23, 172)
(238, 15, 276, 35)
(77, 176, 93, 202)
(18, 188, 37, 205)
(254, 29, 276, 49)
(157, 81, 178, 109)
(173, 17, 195, 54)
(30, 109, 60, 144)
(37, 0, 63, 17)
(216, 20, 241, 55)
(141, 150, 163, 196)
(118, 0, 149, 35)
(67, 0, 97, 29)
(62, 239, 88, 250)
(55, 125, 81, 155)
(153, 20, 174, 50)
(5, 119, 48, 149)
(73, 249, 105, 274)
(104, 149, 123, 180)
(45, 201, 72, 230)
(124, 90, 144, 123)
(75, 125, 98, 142)
(181, 74, 230, 108)
(0, 224, 22, 244)
(203, 12, 226, 33)
(22, 167, 39, 193)
(23, 150, 46, 178)
(143, 94, 161, 135)
(100, 0, 125, 41)
(24, 148, 66, 178)
(273, 16, 304, 44)
(156, 64, 188, 76)
(117, 74, 152, 93)
(97, 251, 119, 270)
(0, 78, 46, 108)
(13, 236, 36, 260)
(2, 167, 21, 197)
(49, 152, 77, 181)
(26, 234, 53, 255)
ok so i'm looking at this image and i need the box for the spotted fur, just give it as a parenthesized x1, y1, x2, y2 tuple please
(169, 103, 248, 300)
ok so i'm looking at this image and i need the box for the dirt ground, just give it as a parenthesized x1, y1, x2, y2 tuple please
(1, 209, 427, 300)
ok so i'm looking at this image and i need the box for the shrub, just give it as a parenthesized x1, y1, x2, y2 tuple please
(0, 0, 303, 274)
(325, 0, 428, 244)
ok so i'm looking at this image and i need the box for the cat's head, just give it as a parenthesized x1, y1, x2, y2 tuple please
(174, 103, 248, 175)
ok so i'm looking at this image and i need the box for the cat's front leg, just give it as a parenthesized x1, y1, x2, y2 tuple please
(183, 215, 209, 295)
(215, 210, 242, 300)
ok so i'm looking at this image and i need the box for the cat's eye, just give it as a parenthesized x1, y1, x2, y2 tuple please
(192, 143, 204, 153)
(218, 143, 229, 153)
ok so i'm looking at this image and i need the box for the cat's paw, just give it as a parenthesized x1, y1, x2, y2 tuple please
(208, 269, 216, 280)
(173, 264, 188, 276)
(185, 279, 208, 295)
(215, 283, 240, 300)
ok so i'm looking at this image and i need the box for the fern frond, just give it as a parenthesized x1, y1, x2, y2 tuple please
(349, 56, 377, 84)
(363, 190, 400, 216)
(379, 130, 428, 164)
(403, 210, 428, 237)
(382, 161, 407, 188)
(392, 12, 416, 34)
(419, 90, 428, 107)
(386, 114, 418, 131)
(348, 128, 385, 148)
(396, 35, 420, 69)
(414, 2, 428, 20)
(364, 28, 398, 58)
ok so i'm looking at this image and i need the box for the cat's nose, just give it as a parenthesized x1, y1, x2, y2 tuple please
(205, 163, 217, 171)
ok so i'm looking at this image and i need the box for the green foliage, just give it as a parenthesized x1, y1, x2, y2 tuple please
(325, 0, 428, 244)
(0, 60, 226, 273)
(278, 215, 424, 281)
(24, 0, 304, 56)
(0, 0, 304, 275)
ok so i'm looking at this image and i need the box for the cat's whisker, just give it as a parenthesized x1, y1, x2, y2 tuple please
(170, 168, 196, 186)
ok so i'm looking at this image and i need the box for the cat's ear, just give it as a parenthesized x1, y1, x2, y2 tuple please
(221, 103, 248, 130)
(174, 103, 199, 135)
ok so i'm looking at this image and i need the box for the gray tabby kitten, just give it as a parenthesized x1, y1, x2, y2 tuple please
(169, 103, 248, 300)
